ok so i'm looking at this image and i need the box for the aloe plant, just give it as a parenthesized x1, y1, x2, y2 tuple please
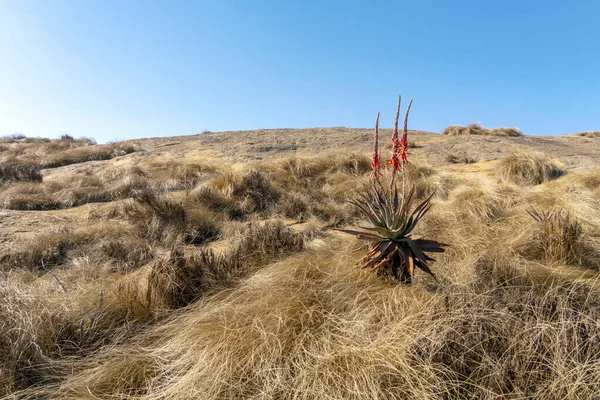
(337, 96, 447, 283)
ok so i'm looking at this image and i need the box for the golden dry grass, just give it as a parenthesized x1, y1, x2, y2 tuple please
(1, 130, 600, 399)
(442, 123, 523, 137)
(577, 131, 600, 138)
(495, 152, 565, 185)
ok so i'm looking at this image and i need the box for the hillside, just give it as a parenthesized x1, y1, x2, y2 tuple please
(1, 128, 600, 399)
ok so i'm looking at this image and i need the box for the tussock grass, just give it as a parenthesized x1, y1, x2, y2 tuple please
(232, 170, 280, 213)
(495, 152, 565, 185)
(442, 123, 523, 137)
(42, 235, 600, 400)
(127, 189, 221, 246)
(517, 209, 599, 269)
(146, 221, 304, 309)
(0, 138, 136, 169)
(2, 140, 600, 399)
(0, 164, 42, 185)
(0, 158, 220, 210)
(0, 222, 130, 270)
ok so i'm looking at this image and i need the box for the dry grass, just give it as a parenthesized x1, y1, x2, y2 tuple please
(577, 131, 600, 138)
(495, 152, 565, 185)
(0, 137, 136, 169)
(442, 123, 523, 137)
(0, 165, 42, 185)
(2, 133, 600, 399)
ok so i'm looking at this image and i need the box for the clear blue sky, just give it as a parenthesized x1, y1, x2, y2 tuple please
(1, 1, 599, 143)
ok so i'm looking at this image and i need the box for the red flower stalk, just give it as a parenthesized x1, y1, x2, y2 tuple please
(370, 112, 382, 179)
(399, 99, 413, 165)
(387, 95, 402, 173)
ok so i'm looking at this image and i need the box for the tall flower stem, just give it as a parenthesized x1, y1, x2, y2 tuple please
(400, 99, 413, 208)
(389, 95, 401, 192)
(371, 112, 381, 183)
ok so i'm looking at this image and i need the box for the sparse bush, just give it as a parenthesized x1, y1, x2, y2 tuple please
(442, 123, 523, 137)
(495, 152, 564, 185)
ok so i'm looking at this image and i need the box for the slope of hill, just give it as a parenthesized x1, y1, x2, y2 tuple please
(1, 129, 600, 399)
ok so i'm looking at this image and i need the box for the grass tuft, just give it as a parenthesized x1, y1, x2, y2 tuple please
(495, 152, 564, 185)
(442, 123, 523, 137)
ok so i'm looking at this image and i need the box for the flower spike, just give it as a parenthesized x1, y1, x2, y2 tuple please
(370, 112, 382, 179)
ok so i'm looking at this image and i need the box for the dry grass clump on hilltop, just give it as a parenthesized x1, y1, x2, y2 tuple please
(577, 131, 600, 138)
(442, 123, 523, 137)
(0, 134, 137, 169)
(2, 125, 600, 399)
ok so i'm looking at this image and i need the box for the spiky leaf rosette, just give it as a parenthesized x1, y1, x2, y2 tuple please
(337, 181, 447, 283)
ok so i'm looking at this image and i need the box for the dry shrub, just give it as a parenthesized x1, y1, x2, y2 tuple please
(495, 152, 564, 185)
(146, 221, 304, 309)
(442, 123, 523, 137)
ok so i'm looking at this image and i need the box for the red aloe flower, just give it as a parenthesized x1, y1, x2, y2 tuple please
(387, 96, 402, 172)
(370, 112, 382, 179)
(399, 99, 413, 165)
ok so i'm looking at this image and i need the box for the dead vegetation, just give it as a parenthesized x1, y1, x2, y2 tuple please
(442, 123, 523, 137)
(0, 165, 42, 185)
(577, 131, 600, 138)
(0, 136, 136, 169)
(1, 128, 600, 399)
(495, 152, 565, 185)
